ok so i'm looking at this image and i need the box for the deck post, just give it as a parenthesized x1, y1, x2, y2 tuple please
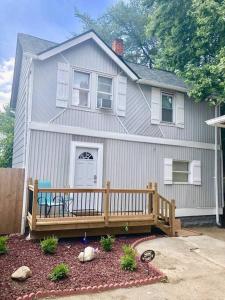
(152, 182, 158, 223)
(170, 199, 176, 236)
(26, 178, 33, 215)
(104, 181, 110, 226)
(147, 182, 152, 214)
(31, 179, 38, 230)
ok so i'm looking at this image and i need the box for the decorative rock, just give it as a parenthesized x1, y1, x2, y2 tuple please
(78, 246, 95, 262)
(11, 266, 32, 281)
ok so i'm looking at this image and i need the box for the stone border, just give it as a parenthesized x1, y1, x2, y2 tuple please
(17, 235, 166, 300)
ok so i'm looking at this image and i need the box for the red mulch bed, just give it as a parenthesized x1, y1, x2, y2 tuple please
(0, 235, 161, 300)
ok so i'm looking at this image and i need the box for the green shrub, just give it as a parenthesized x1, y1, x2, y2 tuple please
(122, 244, 136, 257)
(120, 244, 137, 271)
(0, 236, 8, 254)
(100, 235, 115, 252)
(49, 263, 70, 281)
(121, 254, 137, 271)
(40, 236, 58, 254)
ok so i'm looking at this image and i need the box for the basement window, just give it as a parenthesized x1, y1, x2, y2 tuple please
(172, 161, 189, 183)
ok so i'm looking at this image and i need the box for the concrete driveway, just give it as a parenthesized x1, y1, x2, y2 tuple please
(48, 229, 225, 300)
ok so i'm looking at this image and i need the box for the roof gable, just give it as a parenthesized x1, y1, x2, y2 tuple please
(36, 30, 139, 81)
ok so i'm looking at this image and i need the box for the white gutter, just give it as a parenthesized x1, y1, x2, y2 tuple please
(214, 106, 221, 226)
(137, 79, 188, 93)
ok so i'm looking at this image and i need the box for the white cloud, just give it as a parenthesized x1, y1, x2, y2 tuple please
(0, 57, 15, 111)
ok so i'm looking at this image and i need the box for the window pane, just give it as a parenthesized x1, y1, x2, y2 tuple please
(79, 90, 89, 106)
(162, 94, 173, 109)
(74, 71, 89, 89)
(98, 76, 112, 93)
(162, 109, 173, 122)
(173, 161, 189, 172)
(173, 172, 188, 183)
(97, 92, 112, 108)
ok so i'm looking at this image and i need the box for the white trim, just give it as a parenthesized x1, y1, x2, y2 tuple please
(37, 31, 138, 81)
(176, 207, 223, 217)
(69, 141, 103, 188)
(137, 79, 188, 93)
(21, 59, 33, 234)
(29, 121, 218, 151)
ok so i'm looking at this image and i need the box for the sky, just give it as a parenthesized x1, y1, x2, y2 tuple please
(0, 0, 117, 111)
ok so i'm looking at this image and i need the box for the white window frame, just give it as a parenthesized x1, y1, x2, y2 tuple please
(172, 160, 190, 184)
(96, 74, 113, 109)
(161, 92, 175, 124)
(72, 68, 91, 108)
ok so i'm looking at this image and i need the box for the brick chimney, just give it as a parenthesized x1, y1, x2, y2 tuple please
(112, 38, 124, 56)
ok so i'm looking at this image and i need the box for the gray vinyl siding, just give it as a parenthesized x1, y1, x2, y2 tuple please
(52, 109, 126, 133)
(12, 55, 31, 167)
(28, 130, 221, 210)
(30, 38, 215, 144)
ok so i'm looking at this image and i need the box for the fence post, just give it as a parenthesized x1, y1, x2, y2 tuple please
(170, 199, 176, 236)
(104, 181, 110, 226)
(31, 179, 38, 230)
(147, 182, 152, 214)
(152, 182, 158, 223)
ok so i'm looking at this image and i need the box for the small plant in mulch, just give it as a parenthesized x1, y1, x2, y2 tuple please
(0, 236, 8, 254)
(49, 263, 70, 281)
(40, 236, 58, 254)
(100, 235, 115, 252)
(120, 244, 137, 271)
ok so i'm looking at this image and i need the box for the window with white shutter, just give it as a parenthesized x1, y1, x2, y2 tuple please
(116, 75, 127, 116)
(151, 87, 161, 124)
(56, 62, 69, 108)
(164, 159, 201, 185)
(189, 160, 201, 185)
(175, 92, 184, 128)
(164, 158, 173, 184)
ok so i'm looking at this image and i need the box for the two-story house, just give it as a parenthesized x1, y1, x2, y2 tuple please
(10, 30, 223, 232)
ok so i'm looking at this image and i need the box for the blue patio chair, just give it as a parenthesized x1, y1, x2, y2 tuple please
(38, 180, 64, 217)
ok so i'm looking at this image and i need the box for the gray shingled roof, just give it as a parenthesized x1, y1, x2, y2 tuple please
(18, 33, 57, 54)
(126, 61, 187, 90)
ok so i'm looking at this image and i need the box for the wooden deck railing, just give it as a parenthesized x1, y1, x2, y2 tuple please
(27, 179, 176, 236)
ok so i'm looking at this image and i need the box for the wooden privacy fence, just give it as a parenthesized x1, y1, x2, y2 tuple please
(27, 179, 176, 236)
(0, 168, 25, 234)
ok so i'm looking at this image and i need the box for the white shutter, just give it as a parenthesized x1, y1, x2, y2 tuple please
(116, 75, 127, 117)
(72, 89, 79, 106)
(56, 62, 69, 108)
(175, 92, 184, 128)
(190, 160, 201, 185)
(164, 158, 173, 184)
(151, 87, 161, 124)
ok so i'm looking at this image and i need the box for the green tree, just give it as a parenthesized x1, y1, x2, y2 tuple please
(75, 0, 157, 67)
(0, 105, 14, 167)
(146, 0, 225, 105)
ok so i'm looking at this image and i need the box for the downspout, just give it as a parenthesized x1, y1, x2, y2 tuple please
(215, 105, 221, 226)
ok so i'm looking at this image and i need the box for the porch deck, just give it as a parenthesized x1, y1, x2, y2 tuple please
(27, 180, 176, 237)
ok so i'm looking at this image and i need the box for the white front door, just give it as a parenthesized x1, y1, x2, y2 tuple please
(74, 147, 98, 187)
(69, 142, 103, 214)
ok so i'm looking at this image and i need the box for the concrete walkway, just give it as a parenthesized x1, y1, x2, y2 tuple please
(47, 229, 225, 300)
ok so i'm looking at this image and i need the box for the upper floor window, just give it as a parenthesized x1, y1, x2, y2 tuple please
(72, 71, 90, 107)
(161, 93, 173, 123)
(97, 76, 113, 109)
